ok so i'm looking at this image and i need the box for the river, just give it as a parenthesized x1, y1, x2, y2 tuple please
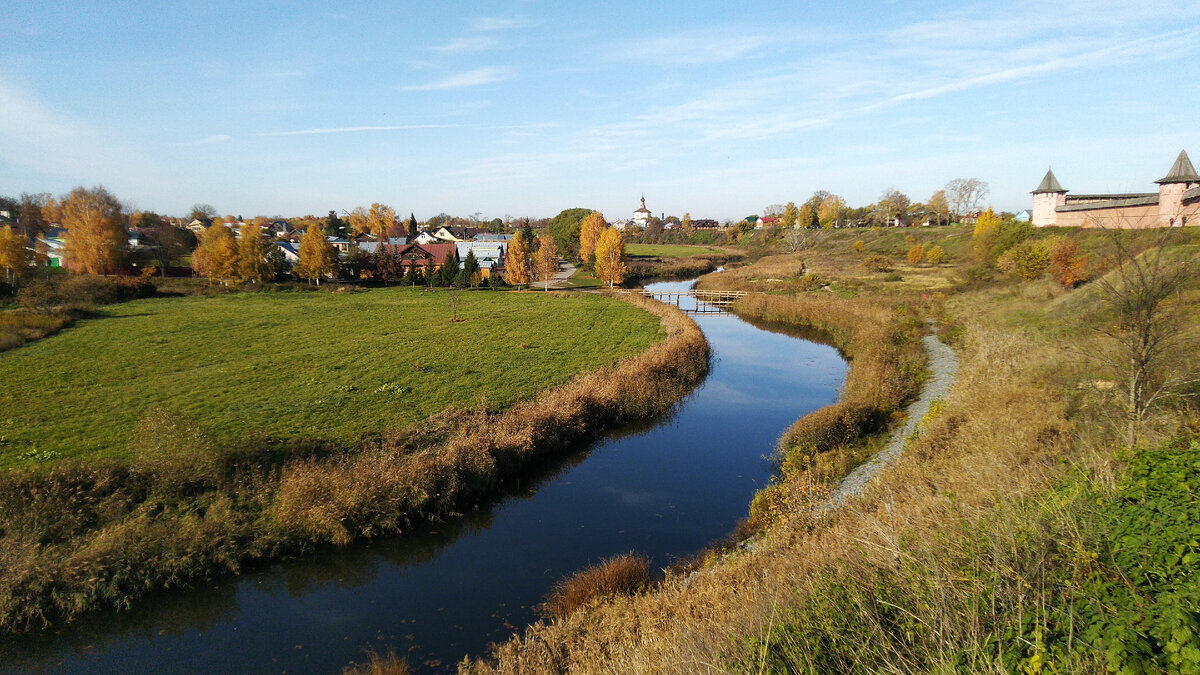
(0, 279, 846, 674)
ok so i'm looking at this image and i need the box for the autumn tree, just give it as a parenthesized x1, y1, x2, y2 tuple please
(593, 227, 628, 289)
(925, 245, 946, 265)
(945, 178, 989, 222)
(347, 206, 369, 236)
(971, 207, 1000, 264)
(818, 194, 846, 228)
(927, 190, 949, 226)
(17, 193, 52, 236)
(1047, 237, 1088, 288)
(150, 224, 194, 276)
(0, 225, 31, 284)
(876, 188, 911, 226)
(191, 222, 238, 283)
(295, 223, 337, 285)
(680, 212, 693, 232)
(60, 186, 126, 275)
(533, 234, 559, 291)
(504, 229, 532, 288)
(237, 222, 270, 282)
(579, 211, 607, 263)
(907, 243, 925, 266)
(780, 202, 799, 229)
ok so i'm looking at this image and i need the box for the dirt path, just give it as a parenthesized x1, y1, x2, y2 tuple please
(821, 323, 959, 511)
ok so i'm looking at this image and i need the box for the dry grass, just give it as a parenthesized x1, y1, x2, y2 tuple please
(462, 229, 1198, 674)
(542, 553, 652, 619)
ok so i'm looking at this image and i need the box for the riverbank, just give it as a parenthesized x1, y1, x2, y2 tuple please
(0, 291, 708, 632)
(462, 225, 1200, 674)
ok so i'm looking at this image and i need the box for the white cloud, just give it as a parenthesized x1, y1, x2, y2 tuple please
(401, 66, 513, 91)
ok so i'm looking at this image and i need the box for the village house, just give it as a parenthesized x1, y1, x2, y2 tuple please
(1032, 150, 1199, 228)
(431, 226, 482, 242)
(454, 241, 507, 279)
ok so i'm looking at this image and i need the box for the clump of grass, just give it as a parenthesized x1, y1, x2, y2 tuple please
(542, 553, 652, 619)
(342, 649, 411, 675)
(0, 310, 71, 352)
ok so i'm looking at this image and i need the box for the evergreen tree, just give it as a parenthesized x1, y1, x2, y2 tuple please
(461, 249, 481, 287)
(406, 213, 418, 240)
(439, 249, 458, 286)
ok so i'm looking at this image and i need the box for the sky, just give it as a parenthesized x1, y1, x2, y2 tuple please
(2, 0, 1199, 222)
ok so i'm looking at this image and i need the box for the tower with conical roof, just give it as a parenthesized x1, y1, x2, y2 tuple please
(1031, 168, 1067, 227)
(1156, 150, 1199, 226)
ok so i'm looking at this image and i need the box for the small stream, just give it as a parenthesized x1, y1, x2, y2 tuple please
(0, 279, 847, 674)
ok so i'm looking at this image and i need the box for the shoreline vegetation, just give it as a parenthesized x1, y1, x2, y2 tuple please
(0, 291, 709, 632)
(456, 225, 1199, 675)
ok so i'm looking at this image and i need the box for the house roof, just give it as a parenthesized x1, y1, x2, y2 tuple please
(357, 237, 408, 254)
(475, 233, 513, 241)
(397, 242, 456, 262)
(1184, 186, 1200, 201)
(1156, 149, 1199, 184)
(434, 226, 482, 241)
(1032, 168, 1066, 194)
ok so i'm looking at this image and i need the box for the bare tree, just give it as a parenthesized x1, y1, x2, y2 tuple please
(1093, 225, 1197, 447)
(944, 178, 989, 222)
(782, 227, 824, 253)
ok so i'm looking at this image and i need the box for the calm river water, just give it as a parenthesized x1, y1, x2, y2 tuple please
(0, 279, 846, 674)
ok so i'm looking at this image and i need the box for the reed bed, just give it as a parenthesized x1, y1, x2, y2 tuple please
(0, 293, 708, 632)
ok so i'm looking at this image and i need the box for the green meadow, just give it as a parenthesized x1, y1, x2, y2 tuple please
(0, 288, 662, 465)
(624, 243, 732, 258)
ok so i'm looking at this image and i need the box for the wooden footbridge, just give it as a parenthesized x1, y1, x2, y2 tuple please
(630, 288, 748, 313)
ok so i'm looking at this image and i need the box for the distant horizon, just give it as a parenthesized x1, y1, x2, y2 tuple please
(3, 1, 1198, 222)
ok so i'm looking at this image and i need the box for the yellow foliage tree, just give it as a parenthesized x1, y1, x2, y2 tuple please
(237, 222, 269, 282)
(578, 211, 607, 264)
(818, 194, 846, 228)
(972, 207, 999, 264)
(191, 223, 238, 282)
(532, 234, 559, 291)
(295, 224, 337, 285)
(907, 243, 925, 266)
(60, 186, 125, 275)
(504, 230, 532, 287)
(681, 212, 692, 232)
(780, 202, 799, 229)
(925, 244, 946, 265)
(593, 227, 628, 288)
(0, 225, 31, 284)
(348, 203, 398, 240)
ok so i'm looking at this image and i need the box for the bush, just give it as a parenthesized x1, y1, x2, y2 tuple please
(997, 239, 1051, 280)
(925, 244, 945, 265)
(906, 244, 925, 266)
(130, 408, 222, 494)
(17, 275, 155, 311)
(861, 254, 892, 272)
(1047, 236, 1089, 288)
(542, 553, 651, 618)
(852, 240, 866, 253)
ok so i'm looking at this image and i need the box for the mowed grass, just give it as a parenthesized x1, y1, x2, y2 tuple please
(625, 244, 733, 258)
(0, 288, 662, 465)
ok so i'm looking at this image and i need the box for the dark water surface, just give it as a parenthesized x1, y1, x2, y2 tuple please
(0, 280, 846, 674)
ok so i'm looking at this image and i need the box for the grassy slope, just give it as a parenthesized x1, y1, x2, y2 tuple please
(0, 288, 661, 465)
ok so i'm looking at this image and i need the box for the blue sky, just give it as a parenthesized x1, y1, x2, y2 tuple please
(2, 1, 1198, 222)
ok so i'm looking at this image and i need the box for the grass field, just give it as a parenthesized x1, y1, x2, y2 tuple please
(625, 243, 734, 258)
(0, 288, 662, 466)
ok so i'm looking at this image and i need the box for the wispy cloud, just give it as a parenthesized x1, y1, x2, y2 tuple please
(435, 36, 499, 54)
(608, 33, 772, 65)
(402, 66, 513, 91)
(259, 124, 462, 137)
(471, 17, 531, 32)
(187, 134, 232, 145)
(0, 77, 159, 187)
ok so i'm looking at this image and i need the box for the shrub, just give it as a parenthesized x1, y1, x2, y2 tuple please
(861, 254, 892, 272)
(1047, 236, 1088, 288)
(852, 240, 866, 254)
(796, 273, 829, 292)
(906, 244, 925, 266)
(925, 244, 945, 265)
(996, 239, 1051, 280)
(130, 407, 222, 494)
(542, 553, 651, 618)
(16, 275, 155, 311)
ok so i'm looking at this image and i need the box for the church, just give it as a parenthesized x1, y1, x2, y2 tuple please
(1032, 150, 1199, 228)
